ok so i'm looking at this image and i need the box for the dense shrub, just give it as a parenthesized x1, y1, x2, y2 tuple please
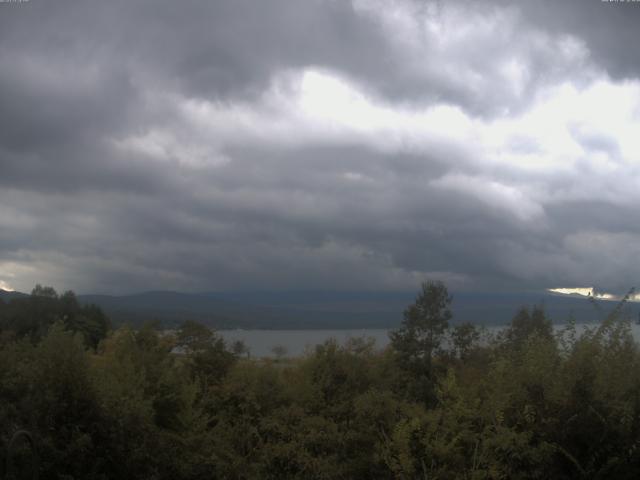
(2, 284, 640, 479)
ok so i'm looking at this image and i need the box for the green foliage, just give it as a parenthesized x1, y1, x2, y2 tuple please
(5, 282, 640, 478)
(450, 321, 481, 360)
(390, 281, 452, 370)
(0, 285, 110, 348)
(175, 320, 237, 388)
(504, 305, 553, 349)
(389, 280, 452, 403)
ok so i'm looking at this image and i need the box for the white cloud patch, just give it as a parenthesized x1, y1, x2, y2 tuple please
(431, 174, 545, 223)
(352, 0, 594, 112)
(549, 287, 616, 300)
(111, 65, 640, 221)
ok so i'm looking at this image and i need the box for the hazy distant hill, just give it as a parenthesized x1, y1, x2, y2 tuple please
(77, 290, 636, 329)
(3, 288, 635, 329)
(0, 289, 28, 302)
(77, 291, 409, 329)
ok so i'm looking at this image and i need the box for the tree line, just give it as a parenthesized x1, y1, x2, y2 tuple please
(1, 281, 639, 478)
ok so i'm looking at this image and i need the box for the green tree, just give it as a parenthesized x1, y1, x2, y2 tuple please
(389, 281, 452, 404)
(31, 284, 57, 298)
(0, 286, 109, 348)
(390, 281, 452, 374)
(272, 344, 288, 361)
(231, 339, 250, 358)
(505, 305, 553, 349)
(450, 322, 480, 360)
(59, 290, 110, 349)
(176, 320, 236, 387)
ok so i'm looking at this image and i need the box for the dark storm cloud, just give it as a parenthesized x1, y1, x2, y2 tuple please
(2, 0, 640, 294)
(0, 0, 393, 99)
(511, 0, 640, 80)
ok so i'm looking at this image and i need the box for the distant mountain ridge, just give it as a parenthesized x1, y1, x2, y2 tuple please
(0, 289, 27, 302)
(2, 288, 634, 329)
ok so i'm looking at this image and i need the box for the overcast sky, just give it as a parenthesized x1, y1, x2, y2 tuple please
(2, 0, 640, 294)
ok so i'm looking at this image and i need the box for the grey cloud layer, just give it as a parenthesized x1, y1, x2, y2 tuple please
(1, 0, 640, 294)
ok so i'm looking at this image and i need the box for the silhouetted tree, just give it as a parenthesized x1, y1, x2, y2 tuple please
(450, 322, 480, 360)
(176, 320, 236, 386)
(505, 305, 552, 348)
(390, 281, 452, 402)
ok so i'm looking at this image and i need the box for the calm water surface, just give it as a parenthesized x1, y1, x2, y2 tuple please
(219, 323, 640, 358)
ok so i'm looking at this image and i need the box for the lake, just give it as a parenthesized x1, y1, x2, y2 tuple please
(219, 323, 640, 357)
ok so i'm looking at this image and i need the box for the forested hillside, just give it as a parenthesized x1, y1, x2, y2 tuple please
(2, 283, 640, 479)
